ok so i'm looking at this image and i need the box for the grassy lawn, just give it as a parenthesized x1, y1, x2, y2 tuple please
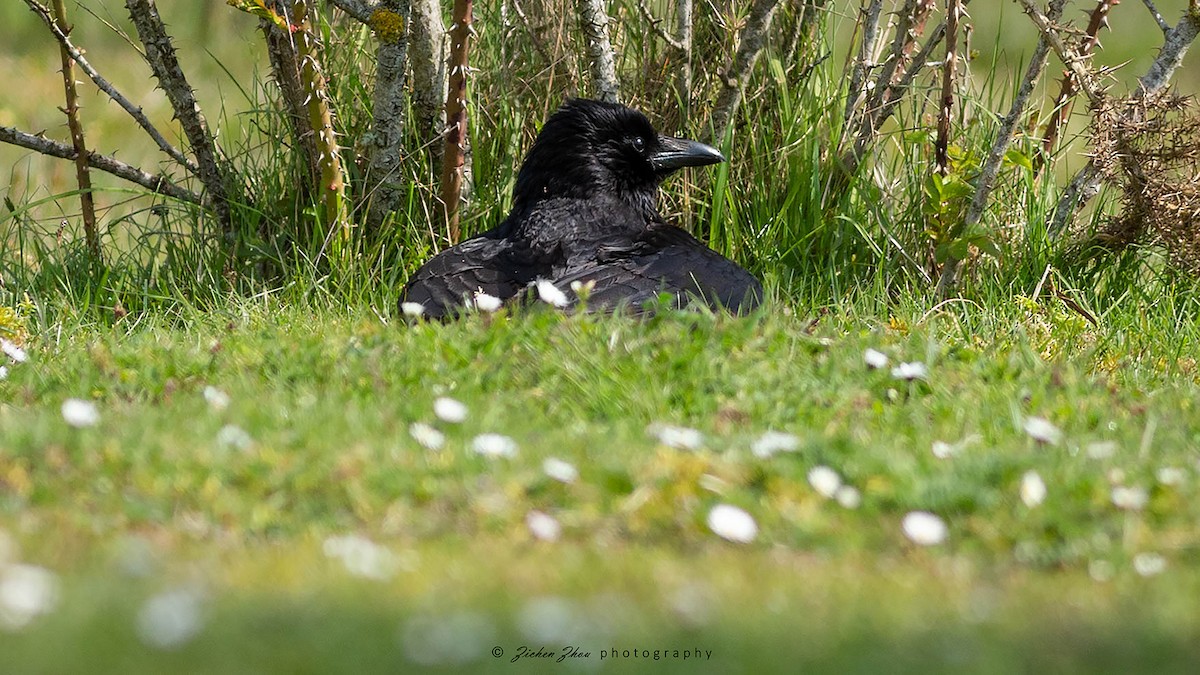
(2, 296, 1200, 671)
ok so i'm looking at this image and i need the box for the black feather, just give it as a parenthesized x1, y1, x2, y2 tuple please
(399, 99, 762, 319)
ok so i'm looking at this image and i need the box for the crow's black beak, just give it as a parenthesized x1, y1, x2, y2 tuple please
(651, 136, 726, 173)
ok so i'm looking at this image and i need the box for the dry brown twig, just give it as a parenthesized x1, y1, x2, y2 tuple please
(934, 0, 963, 176)
(440, 0, 473, 243)
(936, 0, 1068, 295)
(50, 0, 100, 260)
(1049, 3, 1200, 237)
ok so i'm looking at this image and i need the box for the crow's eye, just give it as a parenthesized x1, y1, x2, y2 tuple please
(630, 136, 646, 153)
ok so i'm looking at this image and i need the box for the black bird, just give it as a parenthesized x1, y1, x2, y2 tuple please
(400, 99, 762, 318)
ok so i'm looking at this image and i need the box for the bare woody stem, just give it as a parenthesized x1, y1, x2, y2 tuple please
(0, 125, 200, 204)
(937, 0, 1067, 295)
(1038, 0, 1117, 168)
(575, 0, 621, 104)
(409, 0, 447, 168)
(843, 0, 885, 132)
(326, 0, 377, 23)
(709, 0, 782, 141)
(125, 0, 233, 238)
(934, 0, 963, 175)
(50, 0, 100, 261)
(24, 0, 197, 175)
(363, 0, 412, 234)
(439, 0, 473, 243)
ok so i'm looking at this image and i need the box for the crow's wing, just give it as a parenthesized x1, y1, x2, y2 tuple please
(551, 225, 762, 315)
(400, 236, 541, 319)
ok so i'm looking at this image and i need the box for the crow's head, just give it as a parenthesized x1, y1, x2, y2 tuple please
(512, 99, 725, 216)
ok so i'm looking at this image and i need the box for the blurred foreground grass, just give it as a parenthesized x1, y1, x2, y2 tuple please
(2, 296, 1199, 671)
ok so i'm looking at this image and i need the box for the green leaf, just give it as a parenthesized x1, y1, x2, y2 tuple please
(1004, 148, 1034, 172)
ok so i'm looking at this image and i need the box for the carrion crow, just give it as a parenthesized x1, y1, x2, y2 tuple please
(400, 99, 762, 318)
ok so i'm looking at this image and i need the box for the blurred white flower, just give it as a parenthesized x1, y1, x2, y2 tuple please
(807, 466, 842, 499)
(542, 457, 578, 484)
(0, 366, 7, 380)
(835, 485, 862, 509)
(902, 511, 947, 546)
(0, 564, 59, 631)
(472, 291, 502, 313)
(400, 302, 426, 318)
(864, 348, 889, 369)
(408, 422, 445, 451)
(0, 338, 27, 364)
(323, 534, 403, 580)
(472, 433, 517, 458)
(1086, 441, 1118, 459)
(1133, 552, 1167, 577)
(525, 511, 561, 542)
(216, 424, 252, 451)
(402, 611, 495, 666)
(1020, 471, 1047, 508)
(1111, 485, 1148, 511)
(891, 362, 927, 381)
(202, 386, 230, 411)
(433, 397, 468, 423)
(535, 279, 569, 308)
(1088, 560, 1115, 582)
(569, 279, 595, 295)
(648, 423, 703, 450)
(751, 431, 800, 458)
(1023, 417, 1062, 445)
(931, 441, 957, 460)
(1156, 467, 1187, 486)
(706, 504, 758, 544)
(516, 596, 583, 644)
(136, 587, 205, 650)
(61, 398, 99, 428)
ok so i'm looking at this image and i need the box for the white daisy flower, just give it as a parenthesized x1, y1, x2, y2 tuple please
(525, 511, 561, 542)
(61, 398, 99, 428)
(472, 433, 517, 458)
(433, 397, 468, 423)
(472, 291, 502, 313)
(1023, 417, 1062, 445)
(706, 504, 758, 544)
(648, 423, 704, 450)
(1111, 485, 1148, 511)
(1133, 552, 1166, 577)
(1020, 470, 1047, 507)
(835, 485, 862, 509)
(807, 466, 842, 499)
(0, 338, 27, 364)
(0, 563, 59, 631)
(202, 386, 230, 411)
(535, 279, 569, 308)
(1086, 441, 1118, 460)
(323, 535, 403, 580)
(136, 587, 205, 650)
(890, 361, 927, 381)
(542, 458, 578, 484)
(902, 511, 947, 546)
(931, 441, 957, 459)
(1156, 467, 1186, 486)
(863, 348, 889, 369)
(751, 431, 800, 458)
(408, 422, 445, 450)
(216, 424, 252, 451)
(400, 301, 426, 318)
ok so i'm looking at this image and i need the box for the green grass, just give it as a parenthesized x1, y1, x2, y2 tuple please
(2, 295, 1200, 671)
(5, 1, 1200, 671)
